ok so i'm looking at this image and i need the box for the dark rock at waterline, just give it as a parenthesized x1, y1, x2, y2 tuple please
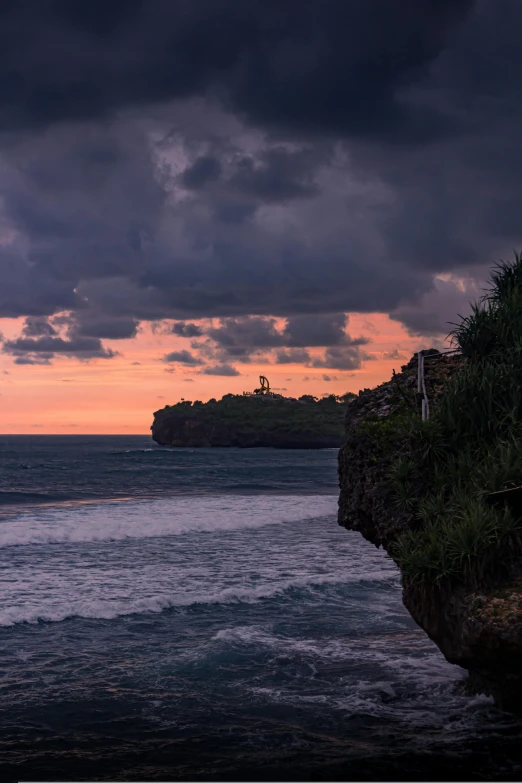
(337, 350, 522, 712)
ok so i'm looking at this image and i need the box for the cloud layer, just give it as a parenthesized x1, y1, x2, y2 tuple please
(0, 0, 521, 369)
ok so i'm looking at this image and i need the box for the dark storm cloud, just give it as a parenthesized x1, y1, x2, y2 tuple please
(390, 277, 479, 337)
(57, 313, 140, 340)
(3, 335, 117, 360)
(311, 347, 369, 371)
(201, 314, 365, 360)
(202, 363, 240, 376)
(2, 314, 120, 363)
(21, 316, 57, 337)
(76, 318, 139, 340)
(228, 149, 320, 202)
(14, 355, 52, 366)
(171, 322, 204, 338)
(275, 348, 311, 365)
(0, 250, 85, 318)
(0, 0, 474, 137)
(383, 349, 407, 360)
(184, 314, 370, 367)
(182, 156, 222, 190)
(276, 343, 370, 370)
(162, 350, 203, 365)
(283, 314, 368, 348)
(1, 0, 521, 348)
(206, 317, 283, 350)
(0, 120, 166, 321)
(212, 200, 257, 225)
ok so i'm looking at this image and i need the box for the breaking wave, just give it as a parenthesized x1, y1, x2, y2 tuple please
(0, 494, 337, 547)
(0, 571, 396, 626)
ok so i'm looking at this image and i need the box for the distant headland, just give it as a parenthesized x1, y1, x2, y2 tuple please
(151, 376, 354, 448)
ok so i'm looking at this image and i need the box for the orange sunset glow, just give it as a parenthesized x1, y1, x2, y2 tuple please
(0, 312, 439, 434)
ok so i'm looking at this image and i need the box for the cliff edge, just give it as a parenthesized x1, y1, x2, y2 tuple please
(338, 349, 522, 711)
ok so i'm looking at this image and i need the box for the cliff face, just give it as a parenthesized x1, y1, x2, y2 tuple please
(338, 352, 522, 711)
(152, 413, 342, 449)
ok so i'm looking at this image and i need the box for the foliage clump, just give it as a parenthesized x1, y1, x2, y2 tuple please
(389, 252, 522, 589)
(154, 391, 349, 443)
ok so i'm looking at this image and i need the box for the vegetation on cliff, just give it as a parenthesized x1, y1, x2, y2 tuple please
(389, 254, 522, 589)
(337, 254, 522, 708)
(152, 392, 353, 448)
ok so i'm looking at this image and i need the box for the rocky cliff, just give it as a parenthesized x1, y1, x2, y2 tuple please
(152, 393, 346, 449)
(338, 351, 522, 711)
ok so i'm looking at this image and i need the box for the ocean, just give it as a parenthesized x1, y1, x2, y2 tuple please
(0, 436, 521, 781)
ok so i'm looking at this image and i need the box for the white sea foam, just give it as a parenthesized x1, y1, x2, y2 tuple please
(0, 492, 400, 628)
(0, 494, 337, 547)
(214, 625, 498, 737)
(0, 570, 388, 626)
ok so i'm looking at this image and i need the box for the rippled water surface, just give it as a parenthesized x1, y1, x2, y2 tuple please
(0, 436, 521, 781)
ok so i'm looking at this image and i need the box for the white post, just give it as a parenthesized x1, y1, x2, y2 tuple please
(417, 351, 430, 421)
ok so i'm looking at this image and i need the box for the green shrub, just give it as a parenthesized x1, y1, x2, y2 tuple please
(389, 252, 522, 589)
(448, 302, 498, 360)
(392, 496, 521, 589)
(487, 253, 522, 304)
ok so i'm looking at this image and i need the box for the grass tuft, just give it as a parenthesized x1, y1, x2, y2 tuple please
(389, 251, 522, 588)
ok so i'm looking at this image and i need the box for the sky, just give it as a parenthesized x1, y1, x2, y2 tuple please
(0, 0, 519, 433)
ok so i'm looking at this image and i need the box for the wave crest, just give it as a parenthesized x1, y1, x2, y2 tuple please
(0, 571, 395, 626)
(0, 494, 337, 547)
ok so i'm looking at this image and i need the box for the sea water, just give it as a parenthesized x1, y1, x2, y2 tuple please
(0, 436, 521, 781)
